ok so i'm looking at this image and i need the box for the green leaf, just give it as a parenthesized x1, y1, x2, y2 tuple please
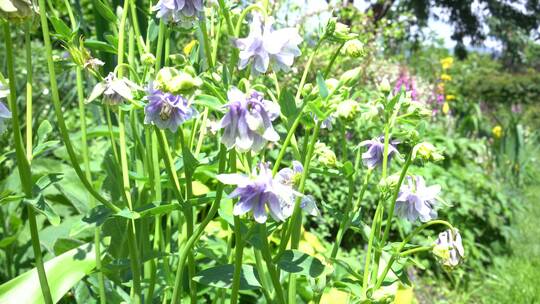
(24, 194, 61, 226)
(194, 94, 224, 111)
(193, 264, 261, 290)
(115, 208, 141, 220)
(137, 202, 180, 218)
(84, 39, 117, 54)
(277, 250, 325, 278)
(49, 16, 72, 39)
(278, 89, 301, 127)
(0, 243, 96, 304)
(316, 71, 329, 99)
(93, 0, 117, 23)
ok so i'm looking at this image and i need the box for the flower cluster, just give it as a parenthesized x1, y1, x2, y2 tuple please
(144, 85, 197, 132)
(219, 87, 280, 152)
(235, 13, 302, 75)
(218, 162, 317, 223)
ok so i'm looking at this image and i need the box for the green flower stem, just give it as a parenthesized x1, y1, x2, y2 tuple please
(339, 122, 348, 160)
(381, 123, 391, 179)
(287, 121, 321, 302)
(178, 127, 197, 304)
(199, 12, 214, 69)
(129, 0, 145, 56)
(253, 248, 273, 303)
(399, 246, 434, 257)
(379, 151, 413, 247)
(116, 0, 142, 301)
(361, 203, 382, 297)
(271, 108, 304, 175)
(374, 220, 454, 290)
(295, 38, 324, 102)
(25, 21, 33, 161)
(217, 0, 234, 35)
(234, 4, 266, 36)
(323, 41, 345, 78)
(330, 175, 354, 258)
(35, 0, 121, 212)
(229, 151, 244, 304)
(154, 129, 185, 202)
(3, 21, 53, 304)
(154, 20, 166, 71)
(170, 145, 228, 304)
(259, 224, 286, 304)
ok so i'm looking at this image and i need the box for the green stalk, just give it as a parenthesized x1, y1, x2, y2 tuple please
(35, 0, 120, 211)
(271, 108, 304, 175)
(217, 0, 234, 35)
(178, 128, 196, 304)
(259, 225, 286, 304)
(24, 21, 33, 161)
(170, 145, 228, 304)
(295, 39, 324, 102)
(323, 42, 345, 78)
(199, 12, 214, 69)
(3, 21, 53, 304)
(374, 220, 454, 289)
(330, 176, 354, 258)
(287, 121, 321, 302)
(381, 123, 390, 179)
(253, 249, 273, 303)
(116, 1, 142, 301)
(154, 21, 166, 71)
(229, 150, 244, 304)
(361, 204, 382, 297)
(379, 152, 413, 246)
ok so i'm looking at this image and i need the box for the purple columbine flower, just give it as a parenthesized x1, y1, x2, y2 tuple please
(275, 161, 319, 217)
(235, 13, 302, 75)
(359, 136, 399, 169)
(220, 87, 280, 152)
(434, 229, 464, 268)
(144, 85, 197, 132)
(395, 175, 440, 222)
(217, 162, 299, 223)
(0, 102, 12, 134)
(152, 0, 203, 24)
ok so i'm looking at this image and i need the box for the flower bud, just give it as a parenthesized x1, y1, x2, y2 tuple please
(315, 142, 337, 167)
(339, 67, 361, 86)
(155, 67, 202, 95)
(335, 100, 359, 120)
(412, 142, 444, 162)
(141, 53, 156, 66)
(343, 39, 365, 58)
(378, 78, 391, 93)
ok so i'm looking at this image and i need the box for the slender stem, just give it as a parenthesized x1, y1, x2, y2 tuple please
(295, 39, 324, 102)
(154, 21, 166, 71)
(361, 204, 382, 297)
(253, 249, 273, 303)
(287, 121, 321, 302)
(229, 150, 244, 304)
(25, 21, 33, 161)
(35, 0, 119, 211)
(4, 21, 53, 304)
(234, 4, 266, 36)
(323, 42, 345, 78)
(259, 225, 286, 304)
(199, 12, 214, 69)
(271, 108, 304, 175)
(178, 128, 196, 304)
(381, 124, 390, 179)
(217, 0, 234, 36)
(170, 145, 228, 304)
(330, 175, 354, 258)
(400, 246, 434, 257)
(380, 152, 413, 246)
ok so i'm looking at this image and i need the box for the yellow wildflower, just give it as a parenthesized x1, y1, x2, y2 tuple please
(440, 56, 454, 70)
(441, 73, 452, 82)
(492, 125, 503, 139)
(183, 40, 198, 55)
(446, 94, 456, 101)
(442, 102, 450, 115)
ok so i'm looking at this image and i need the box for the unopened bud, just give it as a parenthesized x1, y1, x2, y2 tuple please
(343, 39, 365, 58)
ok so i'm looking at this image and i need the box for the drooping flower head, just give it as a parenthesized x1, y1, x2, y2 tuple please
(235, 13, 302, 75)
(217, 163, 296, 223)
(433, 229, 464, 269)
(275, 161, 319, 217)
(359, 136, 399, 169)
(87, 72, 140, 105)
(153, 0, 203, 24)
(144, 85, 197, 132)
(0, 102, 12, 134)
(395, 175, 440, 222)
(220, 87, 280, 152)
